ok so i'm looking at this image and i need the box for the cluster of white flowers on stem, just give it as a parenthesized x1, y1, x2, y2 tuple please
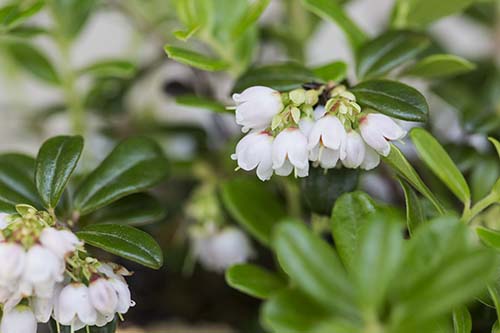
(0, 207, 134, 333)
(231, 85, 407, 181)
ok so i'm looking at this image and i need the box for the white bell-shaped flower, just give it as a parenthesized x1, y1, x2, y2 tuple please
(89, 278, 118, 317)
(341, 130, 365, 169)
(40, 228, 82, 258)
(22, 245, 64, 298)
(272, 128, 309, 177)
(32, 295, 56, 323)
(231, 131, 274, 181)
(0, 243, 25, 285)
(298, 117, 315, 137)
(308, 115, 346, 169)
(0, 305, 37, 333)
(97, 264, 134, 314)
(360, 143, 381, 170)
(56, 283, 97, 329)
(359, 113, 406, 156)
(233, 86, 283, 132)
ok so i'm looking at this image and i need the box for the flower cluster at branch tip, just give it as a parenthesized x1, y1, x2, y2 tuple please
(231, 85, 407, 181)
(0, 207, 134, 333)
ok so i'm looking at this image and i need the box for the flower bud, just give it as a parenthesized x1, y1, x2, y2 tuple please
(272, 128, 309, 177)
(0, 306, 37, 333)
(0, 243, 25, 284)
(232, 131, 274, 181)
(233, 86, 283, 132)
(40, 228, 82, 258)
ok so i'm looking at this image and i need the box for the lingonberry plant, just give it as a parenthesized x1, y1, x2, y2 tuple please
(1, 0, 500, 332)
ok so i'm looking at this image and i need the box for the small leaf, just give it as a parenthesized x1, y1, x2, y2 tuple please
(301, 0, 366, 50)
(233, 62, 318, 92)
(164, 45, 229, 71)
(78, 59, 136, 79)
(471, 159, 499, 202)
(490, 137, 500, 160)
(399, 179, 426, 235)
(273, 221, 356, 316)
(352, 79, 429, 122)
(356, 30, 430, 79)
(231, 0, 270, 38)
(312, 61, 347, 82)
(73, 137, 169, 215)
(48, 0, 97, 38)
(173, 24, 200, 41)
(35, 136, 83, 209)
(226, 264, 286, 299)
(220, 179, 287, 246)
(410, 128, 470, 205)
(383, 145, 445, 214)
(77, 224, 163, 269)
(6, 42, 60, 84)
(453, 306, 472, 333)
(477, 227, 500, 249)
(175, 94, 230, 114)
(0, 1, 44, 31)
(403, 54, 475, 79)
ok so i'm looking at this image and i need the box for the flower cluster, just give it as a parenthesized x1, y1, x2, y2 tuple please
(231, 85, 407, 180)
(0, 207, 134, 333)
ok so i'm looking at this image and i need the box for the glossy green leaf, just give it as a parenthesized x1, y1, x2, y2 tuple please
(0, 154, 41, 213)
(35, 136, 83, 209)
(82, 193, 166, 226)
(477, 227, 500, 249)
(78, 59, 136, 79)
(331, 191, 378, 268)
(164, 45, 229, 71)
(312, 61, 347, 82)
(453, 306, 472, 333)
(49, 0, 97, 38)
(0, 1, 44, 31)
(301, 0, 366, 50)
(231, 0, 270, 38)
(74, 137, 169, 215)
(226, 264, 286, 299)
(352, 80, 429, 122)
(77, 223, 163, 269)
(471, 159, 499, 202)
(233, 63, 317, 93)
(273, 221, 356, 316)
(356, 30, 430, 79)
(411, 128, 470, 204)
(5, 42, 60, 84)
(220, 179, 287, 246)
(383, 144, 445, 214)
(400, 179, 426, 235)
(403, 54, 475, 79)
(175, 94, 229, 114)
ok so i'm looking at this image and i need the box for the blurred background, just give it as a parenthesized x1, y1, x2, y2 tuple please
(0, 0, 499, 332)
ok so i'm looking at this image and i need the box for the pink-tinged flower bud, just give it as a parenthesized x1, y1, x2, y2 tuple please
(231, 131, 274, 181)
(272, 128, 309, 177)
(359, 113, 406, 157)
(233, 86, 283, 132)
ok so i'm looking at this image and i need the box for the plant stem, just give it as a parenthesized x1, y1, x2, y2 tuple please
(282, 178, 301, 218)
(462, 192, 499, 224)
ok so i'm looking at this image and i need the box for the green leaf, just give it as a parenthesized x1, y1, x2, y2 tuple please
(35, 136, 83, 209)
(331, 191, 378, 269)
(453, 306, 472, 333)
(301, 0, 366, 50)
(49, 0, 97, 38)
(383, 144, 445, 214)
(477, 227, 500, 249)
(74, 137, 169, 215)
(312, 61, 347, 82)
(233, 62, 318, 93)
(488, 284, 500, 324)
(5, 42, 60, 84)
(471, 159, 499, 202)
(231, 0, 270, 38)
(78, 59, 136, 79)
(0, 154, 41, 213)
(410, 128, 470, 204)
(403, 54, 475, 79)
(356, 30, 430, 79)
(77, 224, 163, 269)
(226, 264, 286, 299)
(352, 80, 429, 122)
(490, 137, 500, 160)
(273, 221, 357, 316)
(399, 179, 426, 235)
(0, 1, 44, 31)
(220, 179, 287, 246)
(164, 45, 229, 71)
(175, 94, 230, 114)
(82, 193, 166, 226)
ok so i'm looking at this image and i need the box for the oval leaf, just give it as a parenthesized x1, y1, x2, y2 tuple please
(77, 223, 163, 269)
(73, 137, 169, 215)
(164, 45, 229, 71)
(352, 79, 429, 122)
(410, 128, 470, 204)
(78, 59, 136, 79)
(226, 264, 286, 299)
(403, 54, 475, 79)
(312, 61, 347, 82)
(356, 30, 430, 79)
(35, 136, 83, 209)
(453, 306, 472, 333)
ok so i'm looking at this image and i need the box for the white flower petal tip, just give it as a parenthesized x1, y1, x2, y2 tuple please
(272, 128, 309, 178)
(233, 131, 274, 181)
(360, 113, 407, 157)
(0, 306, 37, 333)
(233, 86, 283, 132)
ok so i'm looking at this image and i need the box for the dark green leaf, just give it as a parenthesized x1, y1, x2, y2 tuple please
(352, 80, 429, 122)
(301, 0, 366, 50)
(331, 191, 378, 269)
(74, 137, 169, 215)
(77, 224, 163, 269)
(233, 62, 318, 93)
(226, 264, 286, 299)
(35, 136, 83, 209)
(356, 30, 430, 79)
(273, 221, 356, 316)
(0, 1, 44, 31)
(453, 306, 472, 333)
(0, 154, 41, 213)
(78, 59, 136, 79)
(403, 54, 475, 79)
(400, 179, 426, 235)
(7, 25, 47, 37)
(164, 45, 229, 71)
(220, 179, 287, 246)
(6, 42, 60, 84)
(411, 128, 470, 204)
(312, 61, 347, 82)
(175, 94, 229, 114)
